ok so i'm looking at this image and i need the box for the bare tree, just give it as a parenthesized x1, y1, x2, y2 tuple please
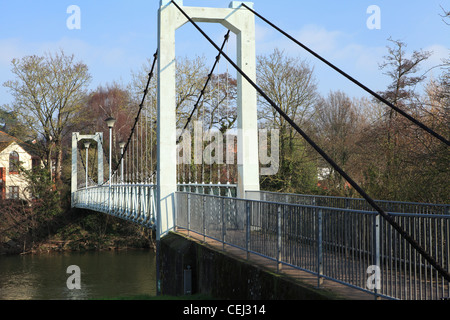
(378, 38, 431, 111)
(314, 91, 365, 194)
(440, 5, 450, 25)
(77, 84, 138, 175)
(361, 38, 449, 202)
(257, 48, 318, 192)
(257, 48, 317, 128)
(376, 39, 431, 186)
(202, 72, 237, 132)
(3, 50, 91, 183)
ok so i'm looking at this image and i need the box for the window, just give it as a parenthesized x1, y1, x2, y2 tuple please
(0, 168, 4, 200)
(9, 186, 19, 199)
(32, 158, 40, 171)
(9, 151, 19, 173)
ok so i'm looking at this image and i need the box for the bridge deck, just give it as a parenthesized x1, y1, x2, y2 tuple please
(174, 228, 379, 300)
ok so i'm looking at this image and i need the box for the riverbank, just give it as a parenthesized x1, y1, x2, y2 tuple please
(0, 207, 155, 256)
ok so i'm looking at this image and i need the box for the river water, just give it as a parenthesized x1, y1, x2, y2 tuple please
(0, 249, 156, 300)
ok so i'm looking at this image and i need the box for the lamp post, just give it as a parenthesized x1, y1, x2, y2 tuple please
(105, 117, 116, 185)
(119, 141, 126, 183)
(105, 117, 116, 212)
(84, 142, 90, 189)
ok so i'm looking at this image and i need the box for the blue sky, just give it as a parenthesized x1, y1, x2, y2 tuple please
(0, 0, 449, 106)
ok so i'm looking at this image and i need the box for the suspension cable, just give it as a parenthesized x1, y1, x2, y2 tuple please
(241, 3, 449, 147)
(170, 0, 450, 282)
(110, 50, 158, 184)
(176, 30, 231, 145)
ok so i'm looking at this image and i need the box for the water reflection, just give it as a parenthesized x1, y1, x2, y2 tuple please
(0, 249, 156, 300)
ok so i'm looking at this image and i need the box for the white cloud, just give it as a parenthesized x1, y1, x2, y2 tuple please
(333, 43, 385, 71)
(422, 44, 449, 73)
(253, 23, 387, 93)
(255, 23, 275, 43)
(255, 23, 355, 61)
(0, 38, 26, 65)
(293, 24, 344, 55)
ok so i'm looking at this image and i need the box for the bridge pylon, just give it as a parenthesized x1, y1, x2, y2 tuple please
(71, 132, 104, 205)
(157, 0, 260, 238)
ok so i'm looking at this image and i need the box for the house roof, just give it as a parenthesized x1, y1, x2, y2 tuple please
(0, 141, 13, 153)
(0, 131, 40, 157)
(0, 130, 15, 143)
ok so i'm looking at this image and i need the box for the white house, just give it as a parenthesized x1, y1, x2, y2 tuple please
(0, 131, 40, 200)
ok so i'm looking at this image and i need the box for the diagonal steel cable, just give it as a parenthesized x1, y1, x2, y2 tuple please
(171, 0, 450, 283)
(107, 50, 158, 184)
(242, 3, 449, 147)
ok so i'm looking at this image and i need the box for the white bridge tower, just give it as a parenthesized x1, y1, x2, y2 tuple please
(157, 0, 260, 237)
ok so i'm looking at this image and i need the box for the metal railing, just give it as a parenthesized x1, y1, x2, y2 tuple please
(247, 190, 449, 215)
(73, 184, 157, 228)
(72, 183, 237, 228)
(178, 183, 237, 197)
(175, 191, 450, 300)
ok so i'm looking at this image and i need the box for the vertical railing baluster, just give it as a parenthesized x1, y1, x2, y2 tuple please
(277, 204, 282, 273)
(374, 212, 380, 299)
(187, 193, 191, 237)
(317, 208, 323, 287)
(203, 196, 206, 243)
(246, 201, 251, 260)
(222, 196, 225, 251)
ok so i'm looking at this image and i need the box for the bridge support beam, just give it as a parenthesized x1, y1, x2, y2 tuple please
(157, 0, 259, 237)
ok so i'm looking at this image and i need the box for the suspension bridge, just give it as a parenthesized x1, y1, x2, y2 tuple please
(71, 0, 450, 300)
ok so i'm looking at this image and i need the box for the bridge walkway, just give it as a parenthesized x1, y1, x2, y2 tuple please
(174, 228, 379, 300)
